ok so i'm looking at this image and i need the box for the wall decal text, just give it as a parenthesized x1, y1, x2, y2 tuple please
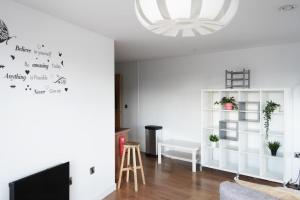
(32, 63, 49, 70)
(15, 45, 31, 53)
(49, 88, 61, 94)
(4, 73, 26, 81)
(52, 64, 62, 69)
(54, 76, 66, 85)
(1, 19, 69, 95)
(34, 50, 52, 57)
(34, 89, 46, 95)
(30, 74, 47, 81)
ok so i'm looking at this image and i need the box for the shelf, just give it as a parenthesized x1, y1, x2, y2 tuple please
(204, 145, 220, 150)
(240, 148, 260, 155)
(203, 160, 219, 169)
(239, 119, 260, 123)
(240, 167, 260, 177)
(262, 171, 283, 182)
(201, 88, 288, 184)
(221, 148, 239, 173)
(239, 110, 260, 113)
(229, 85, 250, 88)
(227, 78, 249, 81)
(272, 111, 284, 115)
(203, 146, 220, 169)
(220, 128, 238, 132)
(229, 71, 249, 75)
(203, 109, 265, 114)
(205, 127, 238, 132)
(239, 129, 260, 134)
(219, 121, 239, 141)
(268, 131, 284, 137)
(220, 120, 239, 123)
(204, 127, 219, 131)
(162, 150, 195, 163)
(262, 155, 285, 182)
(223, 163, 238, 172)
(222, 146, 239, 152)
(263, 154, 284, 160)
(203, 109, 238, 112)
(206, 128, 261, 134)
(203, 89, 259, 92)
(205, 127, 260, 135)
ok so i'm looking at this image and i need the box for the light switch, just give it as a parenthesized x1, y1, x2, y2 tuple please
(90, 167, 95, 175)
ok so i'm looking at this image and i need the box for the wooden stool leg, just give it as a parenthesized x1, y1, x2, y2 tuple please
(117, 147, 127, 189)
(132, 147, 138, 192)
(137, 146, 146, 185)
(126, 147, 131, 182)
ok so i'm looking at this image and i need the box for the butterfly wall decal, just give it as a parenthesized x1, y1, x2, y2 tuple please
(0, 18, 15, 45)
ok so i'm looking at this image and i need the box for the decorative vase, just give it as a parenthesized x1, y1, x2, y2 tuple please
(211, 142, 217, 148)
(224, 103, 233, 110)
(271, 149, 278, 156)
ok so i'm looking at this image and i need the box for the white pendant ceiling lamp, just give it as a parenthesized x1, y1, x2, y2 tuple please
(135, 0, 239, 37)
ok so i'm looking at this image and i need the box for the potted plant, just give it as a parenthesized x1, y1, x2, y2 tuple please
(263, 101, 280, 139)
(267, 141, 281, 156)
(215, 96, 238, 110)
(209, 134, 219, 148)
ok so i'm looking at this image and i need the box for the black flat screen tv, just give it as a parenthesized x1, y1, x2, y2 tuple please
(9, 162, 69, 200)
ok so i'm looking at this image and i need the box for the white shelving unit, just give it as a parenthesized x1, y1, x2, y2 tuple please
(200, 89, 293, 183)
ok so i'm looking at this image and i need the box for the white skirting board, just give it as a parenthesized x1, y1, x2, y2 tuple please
(96, 184, 116, 200)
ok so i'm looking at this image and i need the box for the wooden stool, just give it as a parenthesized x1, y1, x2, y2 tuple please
(117, 141, 145, 192)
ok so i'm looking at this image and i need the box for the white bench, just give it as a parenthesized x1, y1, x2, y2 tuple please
(158, 139, 201, 172)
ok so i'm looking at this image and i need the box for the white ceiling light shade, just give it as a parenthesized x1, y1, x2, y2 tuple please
(135, 0, 239, 37)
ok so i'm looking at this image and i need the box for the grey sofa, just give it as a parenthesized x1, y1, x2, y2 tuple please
(220, 181, 279, 200)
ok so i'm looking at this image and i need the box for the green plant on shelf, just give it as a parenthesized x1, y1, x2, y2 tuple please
(263, 101, 280, 139)
(209, 134, 219, 142)
(267, 141, 281, 156)
(214, 96, 238, 110)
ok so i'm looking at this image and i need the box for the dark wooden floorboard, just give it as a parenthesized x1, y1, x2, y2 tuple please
(105, 154, 279, 200)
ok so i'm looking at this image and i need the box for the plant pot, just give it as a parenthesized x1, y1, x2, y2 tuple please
(211, 142, 217, 148)
(271, 149, 278, 156)
(224, 103, 233, 110)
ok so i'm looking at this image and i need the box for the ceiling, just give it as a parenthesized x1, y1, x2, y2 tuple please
(14, 0, 300, 63)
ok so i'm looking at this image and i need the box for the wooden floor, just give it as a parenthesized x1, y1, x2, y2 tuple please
(105, 154, 279, 200)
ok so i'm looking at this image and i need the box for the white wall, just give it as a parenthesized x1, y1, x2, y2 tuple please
(116, 43, 300, 178)
(0, 1, 115, 200)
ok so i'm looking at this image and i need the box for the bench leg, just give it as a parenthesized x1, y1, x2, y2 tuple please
(199, 149, 202, 172)
(158, 143, 162, 164)
(192, 151, 196, 172)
